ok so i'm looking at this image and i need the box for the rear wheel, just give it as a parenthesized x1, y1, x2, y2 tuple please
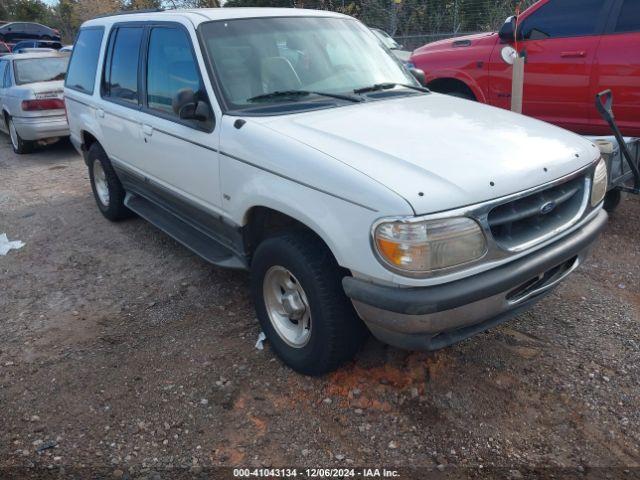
(88, 143, 131, 221)
(7, 116, 33, 154)
(251, 231, 367, 375)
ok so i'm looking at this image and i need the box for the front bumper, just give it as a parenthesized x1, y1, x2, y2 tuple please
(13, 114, 69, 141)
(343, 209, 608, 351)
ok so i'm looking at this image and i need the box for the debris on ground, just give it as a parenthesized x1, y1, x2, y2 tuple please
(0, 233, 24, 256)
(254, 331, 266, 350)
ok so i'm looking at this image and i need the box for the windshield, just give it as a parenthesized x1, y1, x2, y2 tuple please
(199, 16, 417, 111)
(14, 57, 69, 85)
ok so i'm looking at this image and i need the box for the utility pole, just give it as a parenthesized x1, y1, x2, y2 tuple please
(389, 0, 401, 36)
(453, 0, 459, 33)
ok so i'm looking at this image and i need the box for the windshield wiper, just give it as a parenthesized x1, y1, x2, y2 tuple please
(247, 90, 362, 103)
(354, 82, 429, 95)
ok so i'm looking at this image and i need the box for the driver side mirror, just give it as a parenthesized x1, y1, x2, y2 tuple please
(409, 68, 426, 87)
(498, 15, 521, 42)
(172, 88, 213, 126)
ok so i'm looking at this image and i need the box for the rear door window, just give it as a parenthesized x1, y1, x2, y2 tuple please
(521, 0, 607, 39)
(65, 27, 104, 94)
(0, 61, 7, 85)
(3, 63, 12, 87)
(103, 27, 143, 105)
(615, 0, 640, 33)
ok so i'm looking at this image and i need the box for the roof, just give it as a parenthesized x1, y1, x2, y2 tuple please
(3, 51, 69, 61)
(83, 7, 348, 28)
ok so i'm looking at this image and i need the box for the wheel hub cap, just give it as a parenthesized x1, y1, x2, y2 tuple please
(8, 120, 18, 150)
(93, 160, 110, 207)
(281, 291, 306, 320)
(263, 266, 312, 348)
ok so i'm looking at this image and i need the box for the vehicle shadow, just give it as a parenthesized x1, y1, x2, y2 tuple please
(0, 134, 79, 168)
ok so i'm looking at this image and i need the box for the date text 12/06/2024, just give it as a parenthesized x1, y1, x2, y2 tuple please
(233, 468, 401, 477)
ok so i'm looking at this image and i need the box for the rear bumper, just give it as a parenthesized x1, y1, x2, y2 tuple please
(343, 209, 608, 351)
(13, 115, 69, 141)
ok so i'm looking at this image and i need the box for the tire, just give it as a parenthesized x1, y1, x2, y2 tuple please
(87, 142, 131, 221)
(7, 116, 33, 154)
(603, 189, 622, 213)
(251, 231, 367, 375)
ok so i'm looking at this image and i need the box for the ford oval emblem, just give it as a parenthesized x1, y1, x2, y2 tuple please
(540, 201, 556, 215)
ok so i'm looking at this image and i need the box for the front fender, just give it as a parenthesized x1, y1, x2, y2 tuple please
(219, 117, 413, 283)
(425, 70, 487, 103)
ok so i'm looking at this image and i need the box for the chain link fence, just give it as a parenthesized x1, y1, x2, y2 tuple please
(345, 0, 539, 51)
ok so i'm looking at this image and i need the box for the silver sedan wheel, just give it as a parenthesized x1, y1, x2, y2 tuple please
(263, 266, 312, 348)
(92, 160, 110, 207)
(8, 119, 19, 150)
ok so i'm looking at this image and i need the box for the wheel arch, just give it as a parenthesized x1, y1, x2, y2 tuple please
(426, 74, 485, 102)
(80, 129, 101, 165)
(242, 205, 339, 268)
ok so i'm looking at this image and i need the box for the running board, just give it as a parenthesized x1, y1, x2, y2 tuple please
(125, 193, 247, 270)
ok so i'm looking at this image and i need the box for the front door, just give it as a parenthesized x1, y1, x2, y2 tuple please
(137, 24, 222, 211)
(488, 0, 611, 133)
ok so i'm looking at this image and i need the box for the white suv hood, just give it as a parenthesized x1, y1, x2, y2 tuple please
(260, 93, 598, 214)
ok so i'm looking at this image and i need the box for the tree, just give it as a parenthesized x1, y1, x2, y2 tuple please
(124, 0, 162, 10)
(8, 0, 48, 21)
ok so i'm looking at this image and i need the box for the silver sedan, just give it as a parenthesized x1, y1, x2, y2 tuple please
(0, 51, 69, 154)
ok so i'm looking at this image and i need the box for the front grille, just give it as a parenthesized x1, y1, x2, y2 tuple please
(506, 256, 577, 304)
(488, 175, 586, 250)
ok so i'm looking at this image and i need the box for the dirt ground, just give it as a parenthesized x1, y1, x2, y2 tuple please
(1, 136, 640, 479)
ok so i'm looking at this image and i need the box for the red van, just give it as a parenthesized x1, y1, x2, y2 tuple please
(410, 0, 640, 137)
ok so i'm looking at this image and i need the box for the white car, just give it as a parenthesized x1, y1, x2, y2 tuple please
(65, 8, 608, 375)
(0, 51, 69, 154)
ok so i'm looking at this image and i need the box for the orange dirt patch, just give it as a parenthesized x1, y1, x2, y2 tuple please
(249, 415, 267, 436)
(324, 352, 443, 408)
(211, 446, 246, 465)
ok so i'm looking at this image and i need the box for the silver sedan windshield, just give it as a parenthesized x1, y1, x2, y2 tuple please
(199, 16, 416, 110)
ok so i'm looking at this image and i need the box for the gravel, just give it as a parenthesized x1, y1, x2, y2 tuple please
(1, 138, 639, 473)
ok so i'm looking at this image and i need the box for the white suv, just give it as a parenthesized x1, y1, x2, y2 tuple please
(65, 8, 608, 375)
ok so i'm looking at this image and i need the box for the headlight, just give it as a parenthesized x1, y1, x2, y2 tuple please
(591, 158, 608, 206)
(373, 217, 487, 273)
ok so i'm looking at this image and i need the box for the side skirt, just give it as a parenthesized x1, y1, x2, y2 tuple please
(125, 192, 248, 270)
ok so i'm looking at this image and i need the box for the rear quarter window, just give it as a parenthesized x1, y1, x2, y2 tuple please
(65, 27, 104, 94)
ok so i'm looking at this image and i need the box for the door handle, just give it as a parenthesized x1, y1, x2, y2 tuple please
(560, 51, 586, 58)
(96, 108, 105, 118)
(142, 124, 153, 136)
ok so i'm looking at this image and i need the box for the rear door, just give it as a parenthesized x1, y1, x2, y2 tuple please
(97, 25, 147, 170)
(10, 24, 29, 43)
(591, 0, 640, 136)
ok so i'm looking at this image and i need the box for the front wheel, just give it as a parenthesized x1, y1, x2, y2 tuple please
(7, 116, 33, 154)
(251, 232, 367, 375)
